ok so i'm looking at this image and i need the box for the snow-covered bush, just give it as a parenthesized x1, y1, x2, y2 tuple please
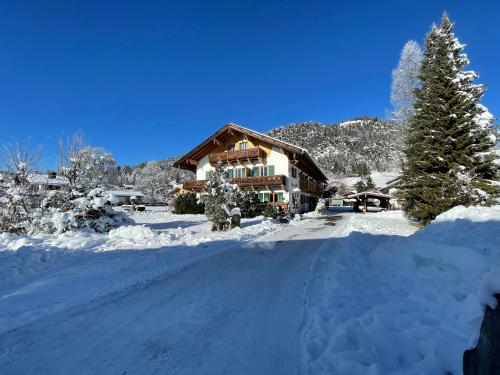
(204, 162, 239, 231)
(234, 189, 261, 218)
(174, 192, 204, 214)
(315, 198, 327, 214)
(262, 203, 277, 219)
(31, 188, 132, 234)
(0, 181, 37, 234)
(0, 152, 41, 234)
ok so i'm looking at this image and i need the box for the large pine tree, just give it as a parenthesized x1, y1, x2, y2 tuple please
(401, 13, 498, 223)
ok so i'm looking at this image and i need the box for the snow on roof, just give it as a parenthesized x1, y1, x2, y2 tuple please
(106, 190, 144, 197)
(347, 191, 393, 199)
(27, 173, 69, 186)
(228, 123, 308, 153)
(335, 171, 401, 189)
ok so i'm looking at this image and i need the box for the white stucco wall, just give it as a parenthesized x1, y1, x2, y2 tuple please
(196, 155, 212, 180)
(196, 147, 290, 181)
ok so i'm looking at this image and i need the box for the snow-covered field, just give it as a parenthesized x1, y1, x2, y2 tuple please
(0, 205, 499, 374)
(0, 207, 281, 333)
(302, 206, 500, 375)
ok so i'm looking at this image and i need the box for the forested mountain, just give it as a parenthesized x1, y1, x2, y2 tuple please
(267, 117, 405, 178)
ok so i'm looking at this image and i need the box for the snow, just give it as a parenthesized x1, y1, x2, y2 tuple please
(26, 173, 69, 186)
(0, 207, 281, 333)
(302, 206, 500, 375)
(1, 205, 499, 374)
(336, 171, 401, 189)
(106, 190, 145, 197)
(0, 207, 341, 375)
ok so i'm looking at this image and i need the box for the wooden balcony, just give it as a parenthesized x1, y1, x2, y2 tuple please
(299, 179, 324, 196)
(208, 147, 264, 164)
(182, 175, 286, 192)
(232, 175, 286, 188)
(182, 179, 208, 192)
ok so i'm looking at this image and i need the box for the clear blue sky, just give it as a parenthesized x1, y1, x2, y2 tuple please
(0, 0, 498, 168)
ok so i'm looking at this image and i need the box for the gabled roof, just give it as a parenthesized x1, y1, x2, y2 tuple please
(27, 173, 69, 186)
(174, 123, 328, 182)
(347, 191, 393, 199)
(106, 190, 145, 197)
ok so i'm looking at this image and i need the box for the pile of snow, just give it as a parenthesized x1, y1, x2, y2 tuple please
(302, 205, 500, 374)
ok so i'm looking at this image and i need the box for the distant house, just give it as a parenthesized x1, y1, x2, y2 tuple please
(106, 190, 145, 206)
(173, 123, 328, 214)
(27, 172, 69, 191)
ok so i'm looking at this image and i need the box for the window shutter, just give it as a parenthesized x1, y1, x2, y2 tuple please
(268, 165, 275, 176)
(252, 166, 260, 176)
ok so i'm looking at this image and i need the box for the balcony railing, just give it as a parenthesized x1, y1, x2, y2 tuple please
(232, 175, 286, 188)
(208, 147, 264, 164)
(182, 179, 208, 192)
(299, 179, 324, 195)
(182, 175, 286, 192)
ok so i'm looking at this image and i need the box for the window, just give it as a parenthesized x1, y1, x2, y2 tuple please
(239, 142, 248, 150)
(226, 168, 234, 179)
(258, 192, 270, 203)
(300, 194, 305, 204)
(277, 192, 285, 202)
(255, 165, 275, 177)
(227, 144, 235, 151)
(235, 168, 246, 178)
(205, 171, 212, 180)
(291, 167, 297, 178)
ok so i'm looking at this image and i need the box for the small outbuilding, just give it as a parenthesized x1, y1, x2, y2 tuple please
(347, 191, 394, 212)
(106, 190, 145, 206)
(27, 172, 69, 191)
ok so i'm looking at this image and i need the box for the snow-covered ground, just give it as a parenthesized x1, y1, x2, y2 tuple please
(0, 205, 498, 374)
(302, 206, 500, 375)
(0, 207, 281, 333)
(0, 207, 343, 374)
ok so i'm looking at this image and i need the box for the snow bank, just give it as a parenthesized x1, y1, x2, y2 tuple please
(0, 211, 281, 333)
(302, 206, 500, 375)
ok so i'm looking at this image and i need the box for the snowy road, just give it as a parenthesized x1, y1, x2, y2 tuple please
(0, 214, 346, 375)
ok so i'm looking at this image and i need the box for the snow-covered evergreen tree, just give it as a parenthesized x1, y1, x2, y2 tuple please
(391, 41, 423, 123)
(204, 162, 239, 231)
(401, 13, 499, 223)
(365, 176, 377, 191)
